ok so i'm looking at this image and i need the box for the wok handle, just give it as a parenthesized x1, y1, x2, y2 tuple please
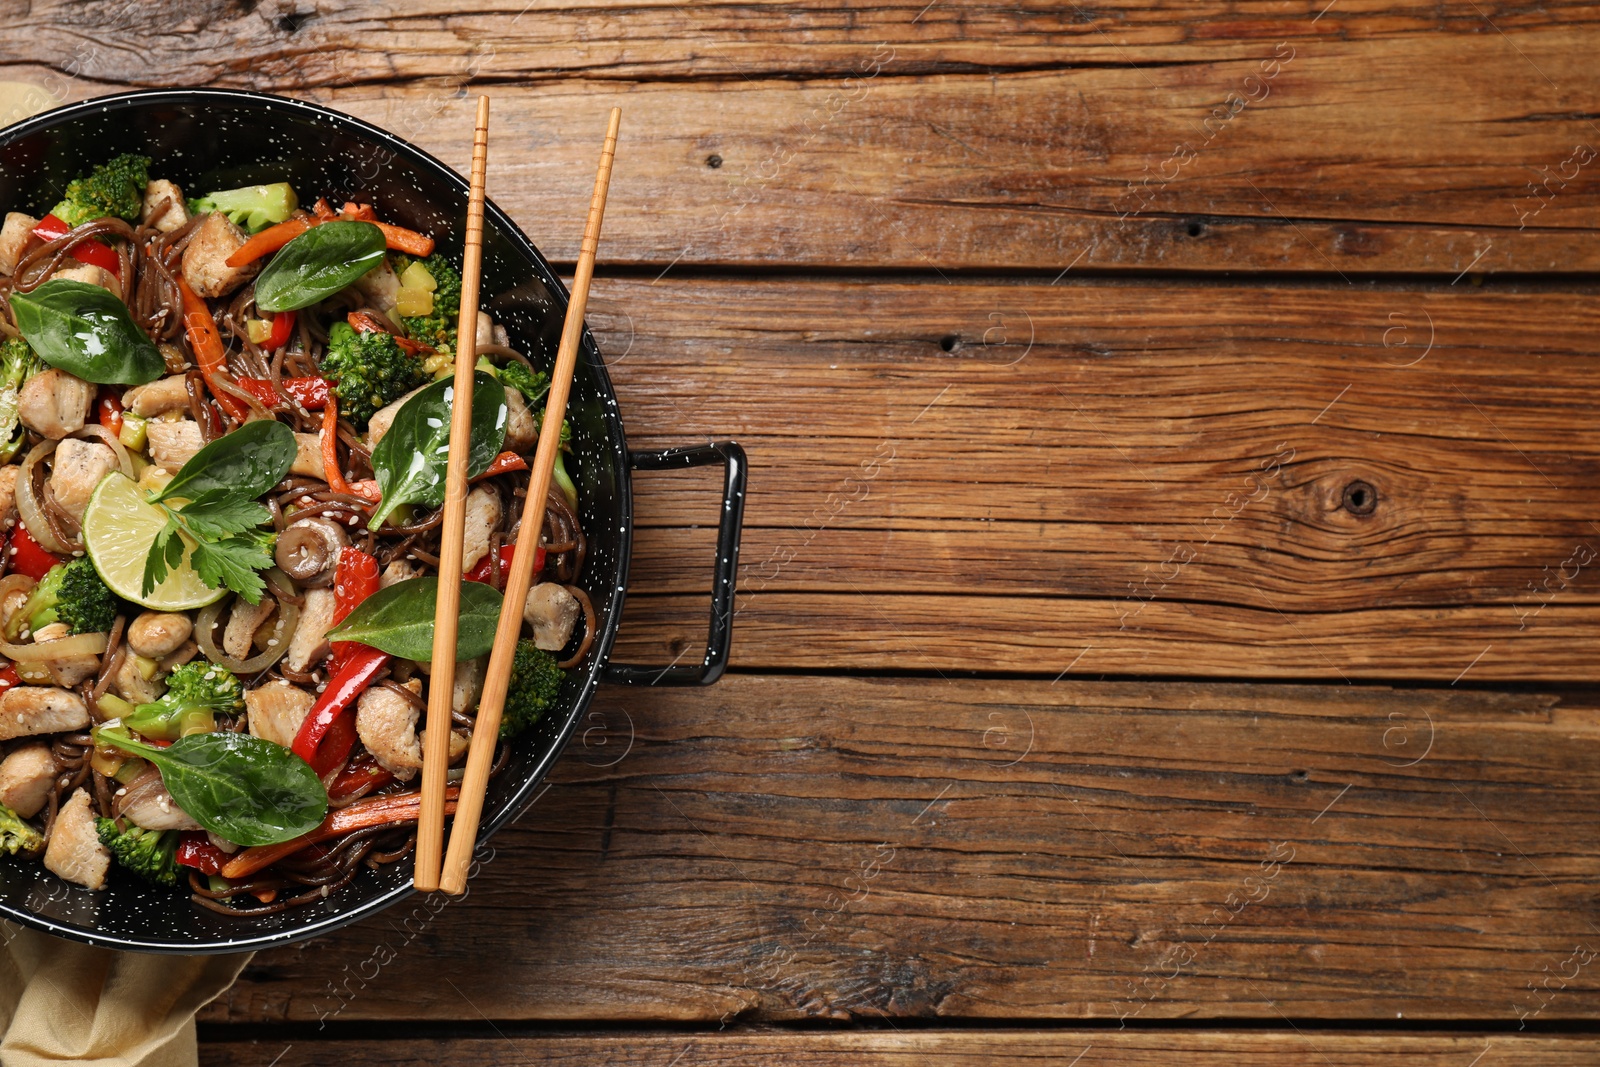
(601, 441, 747, 686)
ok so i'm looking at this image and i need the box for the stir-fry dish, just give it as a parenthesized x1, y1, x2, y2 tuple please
(0, 155, 591, 914)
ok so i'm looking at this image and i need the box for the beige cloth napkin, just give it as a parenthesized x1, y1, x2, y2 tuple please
(0, 924, 251, 1067)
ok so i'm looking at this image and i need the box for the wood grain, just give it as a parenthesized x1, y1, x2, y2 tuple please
(198, 1030, 1600, 1067)
(5, 4, 1600, 271)
(592, 276, 1599, 681)
(202, 676, 1600, 1025)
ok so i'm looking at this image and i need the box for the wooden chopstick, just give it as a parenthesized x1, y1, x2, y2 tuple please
(438, 106, 623, 895)
(414, 94, 492, 893)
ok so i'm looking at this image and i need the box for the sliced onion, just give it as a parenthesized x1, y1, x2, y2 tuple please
(74, 424, 135, 480)
(14, 440, 67, 554)
(196, 591, 300, 675)
(0, 631, 107, 662)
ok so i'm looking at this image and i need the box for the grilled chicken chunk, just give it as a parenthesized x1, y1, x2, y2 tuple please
(0, 212, 37, 276)
(122, 374, 191, 418)
(43, 789, 110, 890)
(0, 687, 90, 742)
(461, 486, 501, 574)
(285, 587, 335, 673)
(34, 622, 103, 688)
(524, 583, 580, 652)
(223, 596, 276, 660)
(0, 742, 58, 819)
(49, 437, 118, 523)
(0, 465, 20, 529)
(503, 387, 538, 453)
(356, 681, 423, 781)
(146, 418, 206, 471)
(18, 368, 94, 440)
(117, 776, 202, 832)
(112, 652, 164, 705)
(245, 680, 315, 749)
(141, 179, 189, 233)
(52, 262, 121, 299)
(181, 211, 258, 298)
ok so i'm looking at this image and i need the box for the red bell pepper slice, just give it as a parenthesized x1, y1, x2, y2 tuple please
(175, 833, 229, 875)
(328, 753, 395, 800)
(464, 543, 544, 586)
(291, 644, 390, 777)
(9, 524, 61, 581)
(264, 309, 296, 350)
(331, 546, 380, 672)
(0, 665, 19, 695)
(473, 451, 528, 482)
(96, 387, 124, 436)
(32, 213, 121, 278)
(235, 375, 330, 412)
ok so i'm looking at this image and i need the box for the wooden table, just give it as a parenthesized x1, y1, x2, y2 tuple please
(9, 2, 1600, 1062)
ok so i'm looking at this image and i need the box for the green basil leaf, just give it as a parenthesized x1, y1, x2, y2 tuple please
(98, 730, 327, 847)
(10, 279, 164, 385)
(328, 576, 505, 661)
(254, 220, 387, 312)
(150, 419, 297, 505)
(368, 371, 508, 530)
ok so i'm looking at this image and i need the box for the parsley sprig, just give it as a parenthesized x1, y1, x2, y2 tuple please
(139, 421, 298, 604)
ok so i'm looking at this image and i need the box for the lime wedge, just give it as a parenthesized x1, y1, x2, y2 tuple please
(81, 472, 227, 611)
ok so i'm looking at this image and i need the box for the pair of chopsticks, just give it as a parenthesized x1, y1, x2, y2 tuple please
(412, 98, 622, 895)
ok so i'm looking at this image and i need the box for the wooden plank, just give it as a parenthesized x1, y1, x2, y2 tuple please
(5, 7, 1600, 271)
(598, 276, 1599, 681)
(203, 676, 1600, 1025)
(198, 1030, 1600, 1067)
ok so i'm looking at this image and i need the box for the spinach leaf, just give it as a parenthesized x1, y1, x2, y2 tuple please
(149, 419, 297, 505)
(327, 576, 505, 660)
(368, 371, 507, 530)
(10, 279, 164, 385)
(254, 220, 387, 312)
(97, 729, 328, 847)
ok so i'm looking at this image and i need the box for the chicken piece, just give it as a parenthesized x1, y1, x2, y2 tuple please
(461, 486, 501, 574)
(223, 596, 276, 660)
(244, 680, 315, 749)
(116, 776, 201, 832)
(0, 686, 89, 741)
(0, 742, 58, 819)
(504, 387, 537, 453)
(182, 211, 258, 299)
(380, 559, 421, 589)
(18, 368, 93, 440)
(52, 262, 121, 300)
(0, 212, 37, 277)
(285, 587, 336, 673)
(475, 312, 494, 349)
(122, 374, 191, 418)
(453, 656, 485, 715)
(34, 622, 103, 688)
(43, 789, 109, 890)
(442, 728, 471, 760)
(146, 418, 205, 471)
(0, 465, 19, 529)
(524, 583, 580, 651)
(140, 179, 189, 234)
(0, 587, 29, 636)
(126, 612, 192, 660)
(48, 437, 118, 524)
(354, 258, 400, 311)
(290, 432, 324, 478)
(356, 680, 423, 781)
(111, 652, 164, 705)
(366, 385, 427, 448)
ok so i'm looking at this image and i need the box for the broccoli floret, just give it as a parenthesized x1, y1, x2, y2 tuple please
(400, 254, 463, 353)
(95, 818, 178, 886)
(123, 660, 243, 742)
(0, 803, 44, 856)
(50, 153, 150, 229)
(0, 339, 41, 464)
(501, 640, 564, 738)
(498, 361, 550, 406)
(6, 558, 117, 640)
(188, 182, 298, 234)
(321, 320, 427, 428)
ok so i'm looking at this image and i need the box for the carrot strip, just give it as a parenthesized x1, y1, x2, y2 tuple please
(220, 787, 461, 880)
(321, 393, 353, 496)
(178, 278, 249, 421)
(225, 216, 316, 268)
(373, 221, 434, 257)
